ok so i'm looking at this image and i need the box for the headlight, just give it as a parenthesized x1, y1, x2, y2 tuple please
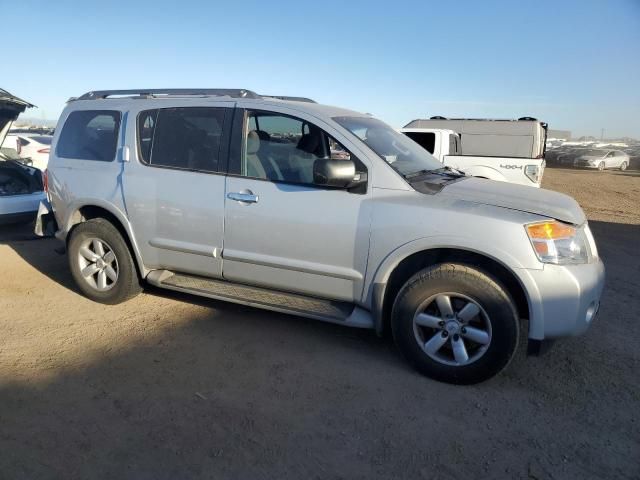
(525, 220, 589, 264)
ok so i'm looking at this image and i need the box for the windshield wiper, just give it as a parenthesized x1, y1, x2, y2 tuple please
(429, 166, 465, 176)
(404, 166, 465, 180)
(404, 169, 431, 179)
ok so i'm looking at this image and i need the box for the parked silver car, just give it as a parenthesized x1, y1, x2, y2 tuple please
(38, 89, 605, 384)
(573, 149, 630, 171)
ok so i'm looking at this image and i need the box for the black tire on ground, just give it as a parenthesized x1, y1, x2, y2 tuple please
(391, 263, 519, 385)
(620, 161, 628, 171)
(598, 162, 605, 171)
(67, 218, 142, 304)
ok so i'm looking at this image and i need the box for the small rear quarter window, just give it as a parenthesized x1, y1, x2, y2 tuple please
(56, 110, 121, 161)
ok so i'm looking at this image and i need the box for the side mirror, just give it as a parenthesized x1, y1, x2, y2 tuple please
(313, 158, 360, 188)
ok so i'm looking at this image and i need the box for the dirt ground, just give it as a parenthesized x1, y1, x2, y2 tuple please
(0, 168, 638, 479)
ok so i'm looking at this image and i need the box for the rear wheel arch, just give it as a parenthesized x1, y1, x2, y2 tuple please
(66, 205, 145, 280)
(378, 248, 530, 336)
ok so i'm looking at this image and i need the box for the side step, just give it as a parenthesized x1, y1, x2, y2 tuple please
(146, 270, 373, 329)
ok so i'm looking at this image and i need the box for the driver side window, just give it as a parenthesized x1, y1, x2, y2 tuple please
(241, 111, 356, 185)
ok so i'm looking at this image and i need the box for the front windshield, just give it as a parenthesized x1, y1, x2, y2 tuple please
(333, 116, 442, 177)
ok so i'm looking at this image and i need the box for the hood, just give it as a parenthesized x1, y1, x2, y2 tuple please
(439, 177, 586, 225)
(0, 89, 34, 152)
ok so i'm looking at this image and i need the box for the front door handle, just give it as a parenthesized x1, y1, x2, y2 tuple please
(227, 191, 259, 204)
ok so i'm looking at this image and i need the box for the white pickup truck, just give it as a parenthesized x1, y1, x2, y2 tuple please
(401, 118, 547, 187)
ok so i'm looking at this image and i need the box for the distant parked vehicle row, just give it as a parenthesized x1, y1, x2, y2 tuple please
(546, 146, 631, 171)
(573, 149, 629, 171)
(9, 126, 55, 135)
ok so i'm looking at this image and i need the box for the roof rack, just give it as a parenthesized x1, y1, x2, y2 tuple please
(264, 95, 317, 103)
(427, 116, 539, 122)
(73, 89, 261, 101)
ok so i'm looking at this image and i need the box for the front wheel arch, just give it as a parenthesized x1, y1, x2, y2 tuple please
(391, 262, 520, 384)
(378, 248, 530, 337)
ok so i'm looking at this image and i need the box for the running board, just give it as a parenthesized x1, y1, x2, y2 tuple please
(146, 270, 373, 329)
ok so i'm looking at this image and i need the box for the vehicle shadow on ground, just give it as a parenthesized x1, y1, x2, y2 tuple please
(0, 221, 77, 292)
(588, 220, 640, 253)
(545, 164, 640, 174)
(615, 170, 640, 177)
(1, 220, 639, 478)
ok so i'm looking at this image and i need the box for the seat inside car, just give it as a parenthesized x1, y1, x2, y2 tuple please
(247, 129, 286, 180)
(246, 130, 267, 178)
(292, 125, 324, 183)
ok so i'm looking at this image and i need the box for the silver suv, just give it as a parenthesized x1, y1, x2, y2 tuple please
(38, 89, 605, 384)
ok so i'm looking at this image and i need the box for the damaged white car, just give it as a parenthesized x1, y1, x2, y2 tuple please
(0, 89, 46, 224)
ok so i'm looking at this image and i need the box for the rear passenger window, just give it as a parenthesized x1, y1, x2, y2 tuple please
(137, 107, 226, 172)
(57, 110, 120, 161)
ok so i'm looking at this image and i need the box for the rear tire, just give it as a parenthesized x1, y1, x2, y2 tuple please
(391, 263, 519, 384)
(620, 161, 628, 171)
(68, 218, 142, 304)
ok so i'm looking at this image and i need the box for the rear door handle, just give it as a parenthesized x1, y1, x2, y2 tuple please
(227, 191, 259, 204)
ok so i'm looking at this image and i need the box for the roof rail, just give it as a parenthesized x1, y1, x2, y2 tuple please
(73, 89, 261, 101)
(424, 116, 540, 122)
(263, 95, 317, 103)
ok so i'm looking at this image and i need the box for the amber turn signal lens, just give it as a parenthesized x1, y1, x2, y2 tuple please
(526, 221, 575, 240)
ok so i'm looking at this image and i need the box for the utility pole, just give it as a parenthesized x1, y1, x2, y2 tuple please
(601, 128, 604, 141)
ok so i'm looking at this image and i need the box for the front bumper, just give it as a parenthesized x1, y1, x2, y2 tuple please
(519, 259, 605, 339)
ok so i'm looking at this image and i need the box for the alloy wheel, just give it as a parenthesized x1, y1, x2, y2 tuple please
(77, 238, 119, 292)
(413, 293, 492, 366)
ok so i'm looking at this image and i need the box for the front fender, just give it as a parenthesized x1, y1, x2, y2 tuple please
(367, 235, 535, 336)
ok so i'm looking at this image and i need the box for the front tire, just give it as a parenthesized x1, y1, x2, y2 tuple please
(391, 263, 519, 384)
(68, 218, 142, 304)
(598, 161, 605, 171)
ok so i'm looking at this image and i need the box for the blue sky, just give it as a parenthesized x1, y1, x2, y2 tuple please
(5, 0, 640, 138)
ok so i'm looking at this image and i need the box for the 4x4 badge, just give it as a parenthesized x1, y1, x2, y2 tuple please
(500, 164, 523, 169)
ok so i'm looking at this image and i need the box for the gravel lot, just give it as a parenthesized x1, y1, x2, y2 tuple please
(0, 168, 638, 479)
